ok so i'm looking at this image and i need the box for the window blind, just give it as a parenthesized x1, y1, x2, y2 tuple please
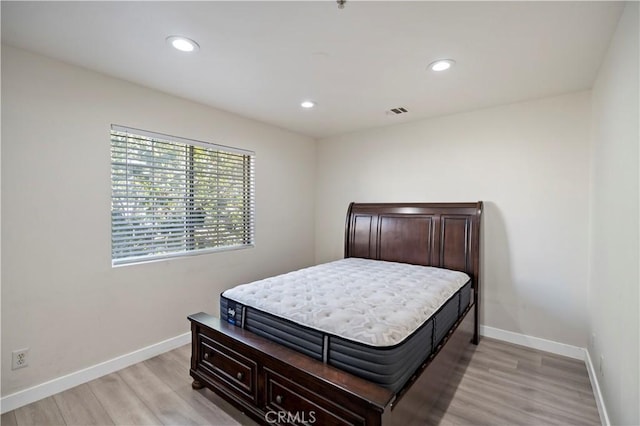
(110, 125, 255, 265)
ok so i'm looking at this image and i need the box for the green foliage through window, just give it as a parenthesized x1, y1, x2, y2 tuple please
(110, 126, 255, 265)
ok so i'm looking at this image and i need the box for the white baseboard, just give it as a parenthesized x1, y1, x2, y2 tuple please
(480, 325, 584, 360)
(480, 325, 610, 426)
(584, 349, 611, 426)
(0, 332, 190, 414)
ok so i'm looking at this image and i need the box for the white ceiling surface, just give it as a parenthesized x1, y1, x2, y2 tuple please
(1, 1, 624, 139)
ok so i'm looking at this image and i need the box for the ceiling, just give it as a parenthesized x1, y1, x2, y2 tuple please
(1, 1, 624, 139)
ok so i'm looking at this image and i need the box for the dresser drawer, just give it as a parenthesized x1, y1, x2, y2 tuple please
(198, 333, 257, 403)
(264, 369, 365, 426)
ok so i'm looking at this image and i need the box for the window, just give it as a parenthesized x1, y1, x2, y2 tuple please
(110, 125, 255, 265)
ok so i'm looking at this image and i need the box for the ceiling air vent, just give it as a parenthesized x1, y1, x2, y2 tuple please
(387, 107, 408, 115)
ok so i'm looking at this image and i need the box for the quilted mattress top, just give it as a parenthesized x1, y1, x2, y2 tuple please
(222, 258, 470, 347)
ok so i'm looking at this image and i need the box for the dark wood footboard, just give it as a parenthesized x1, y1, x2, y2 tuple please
(189, 312, 393, 425)
(189, 303, 475, 426)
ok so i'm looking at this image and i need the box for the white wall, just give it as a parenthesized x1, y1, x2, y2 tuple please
(1, 45, 316, 396)
(589, 3, 639, 425)
(316, 91, 592, 347)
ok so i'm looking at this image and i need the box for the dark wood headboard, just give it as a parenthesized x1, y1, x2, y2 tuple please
(345, 202, 483, 292)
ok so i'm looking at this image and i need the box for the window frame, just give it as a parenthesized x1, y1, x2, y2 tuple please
(110, 125, 255, 266)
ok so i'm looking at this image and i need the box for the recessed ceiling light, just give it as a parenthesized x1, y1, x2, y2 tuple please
(429, 59, 455, 72)
(301, 100, 316, 109)
(166, 36, 200, 53)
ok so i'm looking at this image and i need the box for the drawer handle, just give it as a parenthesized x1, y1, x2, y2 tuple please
(275, 395, 284, 404)
(203, 352, 209, 360)
(236, 372, 244, 381)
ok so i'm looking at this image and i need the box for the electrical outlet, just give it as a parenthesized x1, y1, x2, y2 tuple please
(11, 348, 29, 370)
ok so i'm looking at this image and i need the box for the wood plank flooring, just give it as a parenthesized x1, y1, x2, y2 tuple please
(1, 338, 601, 425)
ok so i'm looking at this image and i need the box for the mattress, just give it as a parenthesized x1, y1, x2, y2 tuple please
(221, 258, 472, 392)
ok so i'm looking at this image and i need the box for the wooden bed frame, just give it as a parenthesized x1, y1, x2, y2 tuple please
(188, 202, 483, 425)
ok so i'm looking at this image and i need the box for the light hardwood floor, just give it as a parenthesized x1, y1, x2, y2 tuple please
(1, 338, 601, 426)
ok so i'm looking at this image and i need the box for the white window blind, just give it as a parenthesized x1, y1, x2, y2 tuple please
(110, 125, 255, 265)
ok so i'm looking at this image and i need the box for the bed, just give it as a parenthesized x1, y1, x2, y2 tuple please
(188, 202, 482, 425)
